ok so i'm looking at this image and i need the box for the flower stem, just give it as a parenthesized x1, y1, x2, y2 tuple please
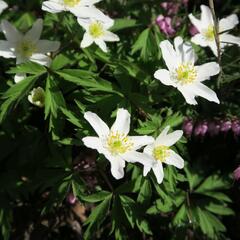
(209, 0, 222, 88)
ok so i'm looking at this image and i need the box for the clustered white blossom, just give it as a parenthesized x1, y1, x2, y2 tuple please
(0, 2, 240, 183)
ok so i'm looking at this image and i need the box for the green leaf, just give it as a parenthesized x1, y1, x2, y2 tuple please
(111, 18, 138, 32)
(51, 54, 71, 70)
(137, 179, 152, 205)
(205, 202, 234, 216)
(56, 69, 122, 95)
(84, 194, 112, 240)
(0, 75, 38, 122)
(45, 75, 66, 119)
(131, 28, 158, 61)
(8, 61, 46, 75)
(81, 191, 111, 203)
(61, 107, 82, 128)
(120, 195, 136, 228)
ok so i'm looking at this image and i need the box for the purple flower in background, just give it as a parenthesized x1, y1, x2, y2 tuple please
(220, 120, 232, 133)
(67, 193, 77, 205)
(194, 121, 208, 137)
(189, 24, 199, 36)
(183, 118, 193, 137)
(160, 2, 180, 15)
(156, 15, 176, 37)
(233, 166, 240, 181)
(208, 120, 220, 137)
(232, 119, 240, 137)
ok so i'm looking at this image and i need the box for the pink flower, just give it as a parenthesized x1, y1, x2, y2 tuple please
(233, 166, 240, 181)
(156, 15, 176, 37)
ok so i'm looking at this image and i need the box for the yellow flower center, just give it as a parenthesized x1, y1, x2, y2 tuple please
(63, 0, 80, 7)
(107, 131, 133, 155)
(89, 22, 104, 38)
(16, 40, 37, 58)
(153, 145, 170, 162)
(175, 63, 197, 85)
(203, 25, 215, 41)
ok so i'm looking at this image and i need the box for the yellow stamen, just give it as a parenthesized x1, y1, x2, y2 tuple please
(153, 145, 170, 162)
(107, 131, 133, 155)
(203, 25, 215, 41)
(175, 63, 197, 85)
(89, 22, 104, 38)
(63, 0, 80, 7)
(16, 40, 37, 58)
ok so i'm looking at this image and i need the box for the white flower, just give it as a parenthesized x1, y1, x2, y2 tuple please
(82, 109, 154, 179)
(0, 19, 60, 83)
(0, 0, 7, 14)
(154, 36, 220, 105)
(143, 126, 184, 184)
(78, 18, 119, 52)
(189, 5, 240, 56)
(0, 19, 60, 66)
(28, 87, 45, 108)
(42, 0, 109, 22)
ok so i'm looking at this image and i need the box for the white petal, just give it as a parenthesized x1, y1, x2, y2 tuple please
(1, 20, 22, 43)
(191, 82, 220, 104)
(95, 38, 108, 52)
(200, 5, 214, 26)
(82, 136, 105, 154)
(111, 108, 130, 135)
(208, 41, 218, 57)
(220, 33, 240, 46)
(152, 162, 164, 184)
(42, 1, 65, 13)
(196, 62, 220, 82)
(77, 18, 91, 30)
(14, 73, 26, 83)
(81, 33, 94, 48)
(70, 6, 108, 22)
(0, 0, 7, 14)
(106, 155, 125, 180)
(25, 19, 43, 42)
(143, 144, 154, 156)
(121, 151, 154, 167)
(191, 33, 208, 47)
(37, 40, 60, 54)
(165, 150, 184, 169)
(154, 69, 176, 87)
(156, 129, 183, 147)
(30, 53, 52, 66)
(188, 13, 203, 32)
(219, 14, 239, 32)
(143, 165, 152, 177)
(0, 40, 15, 58)
(102, 31, 119, 42)
(159, 40, 178, 70)
(84, 111, 110, 137)
(178, 86, 198, 105)
(129, 136, 154, 150)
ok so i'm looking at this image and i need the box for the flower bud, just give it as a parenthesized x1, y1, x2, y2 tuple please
(28, 87, 45, 108)
(194, 121, 208, 137)
(156, 15, 176, 37)
(67, 193, 77, 205)
(220, 120, 232, 133)
(182, 118, 193, 137)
